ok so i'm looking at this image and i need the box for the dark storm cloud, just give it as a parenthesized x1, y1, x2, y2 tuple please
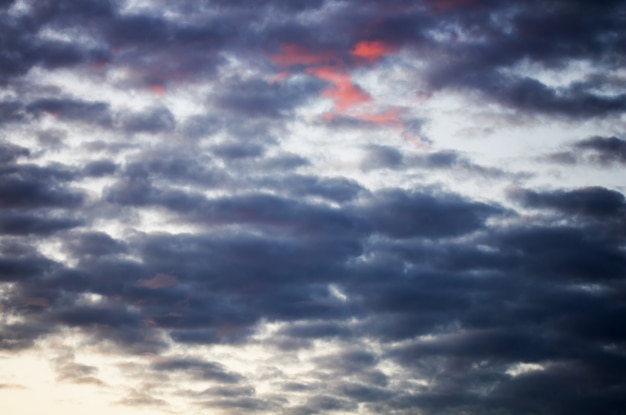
(47, 301, 167, 353)
(420, 1, 625, 118)
(0, 246, 56, 282)
(0, 164, 83, 208)
(63, 231, 127, 257)
(0, 322, 51, 350)
(133, 230, 362, 320)
(575, 136, 626, 164)
(107, 183, 369, 237)
(0, 212, 81, 235)
(0, 9, 105, 83)
(364, 189, 504, 239)
(83, 159, 118, 177)
(510, 186, 625, 217)
(450, 74, 626, 118)
(495, 226, 626, 282)
(52, 305, 142, 328)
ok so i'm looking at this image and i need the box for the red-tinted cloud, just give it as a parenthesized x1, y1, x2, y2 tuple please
(355, 108, 402, 126)
(271, 41, 415, 134)
(351, 41, 397, 63)
(271, 43, 337, 67)
(148, 84, 165, 94)
(308, 66, 372, 111)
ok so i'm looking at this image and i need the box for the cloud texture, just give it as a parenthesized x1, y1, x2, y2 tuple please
(1, 1, 625, 414)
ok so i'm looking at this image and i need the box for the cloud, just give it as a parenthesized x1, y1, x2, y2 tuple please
(117, 389, 169, 408)
(545, 136, 626, 166)
(27, 98, 113, 126)
(120, 106, 176, 134)
(0, 164, 83, 209)
(509, 186, 625, 217)
(575, 136, 626, 164)
(0, 141, 29, 162)
(0, 1, 624, 414)
(0, 212, 82, 235)
(364, 189, 504, 239)
(151, 357, 243, 383)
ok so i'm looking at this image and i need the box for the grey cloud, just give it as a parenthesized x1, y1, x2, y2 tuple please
(63, 231, 127, 257)
(0, 212, 81, 235)
(152, 357, 243, 383)
(362, 146, 510, 178)
(258, 175, 366, 203)
(0, 251, 56, 283)
(120, 106, 176, 134)
(182, 115, 222, 140)
(197, 397, 277, 412)
(214, 77, 323, 119)
(510, 186, 625, 217)
(117, 389, 168, 408)
(212, 142, 265, 160)
(360, 145, 403, 171)
(201, 385, 256, 398)
(278, 320, 353, 340)
(365, 189, 504, 239)
(27, 98, 112, 126)
(0, 165, 83, 208)
(83, 159, 118, 177)
(303, 395, 358, 413)
(0, 323, 51, 350)
(495, 226, 626, 282)
(52, 305, 143, 328)
(339, 382, 392, 403)
(0, 141, 29, 163)
(257, 153, 309, 170)
(576, 136, 626, 165)
(0, 101, 26, 124)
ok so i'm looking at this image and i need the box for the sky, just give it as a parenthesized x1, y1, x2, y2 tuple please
(1, 0, 626, 414)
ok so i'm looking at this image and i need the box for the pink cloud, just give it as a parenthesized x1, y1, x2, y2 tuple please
(355, 108, 402, 126)
(351, 40, 397, 63)
(308, 66, 372, 111)
(271, 43, 337, 67)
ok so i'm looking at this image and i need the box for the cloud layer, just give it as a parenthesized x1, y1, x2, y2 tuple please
(1, 1, 625, 414)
